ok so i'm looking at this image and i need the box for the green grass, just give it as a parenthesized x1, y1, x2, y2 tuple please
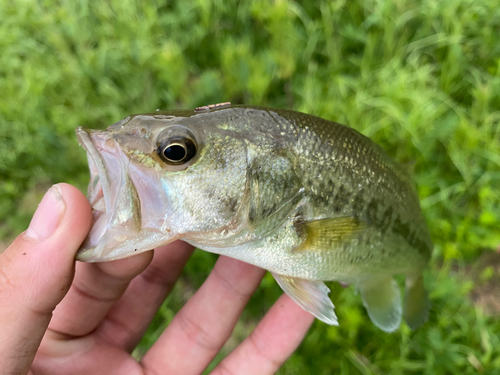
(1, 0, 500, 373)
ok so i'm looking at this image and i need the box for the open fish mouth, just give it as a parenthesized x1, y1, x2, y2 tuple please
(77, 128, 113, 249)
(76, 127, 142, 261)
(76, 127, 176, 262)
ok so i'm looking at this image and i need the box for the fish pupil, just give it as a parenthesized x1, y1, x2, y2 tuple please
(157, 135, 197, 165)
(164, 144, 186, 162)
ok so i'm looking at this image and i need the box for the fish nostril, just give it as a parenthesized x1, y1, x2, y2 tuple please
(105, 139, 115, 149)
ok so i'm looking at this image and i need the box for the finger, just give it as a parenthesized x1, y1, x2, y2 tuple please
(211, 294, 315, 375)
(95, 240, 194, 351)
(141, 256, 266, 375)
(33, 332, 143, 375)
(0, 183, 92, 374)
(48, 250, 154, 336)
(34, 242, 194, 374)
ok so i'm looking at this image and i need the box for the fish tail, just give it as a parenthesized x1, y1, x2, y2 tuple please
(403, 273, 430, 329)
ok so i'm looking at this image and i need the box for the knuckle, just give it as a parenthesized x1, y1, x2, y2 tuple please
(212, 265, 255, 298)
(0, 251, 16, 289)
(248, 329, 282, 368)
(140, 264, 174, 288)
(177, 310, 220, 351)
(0, 263, 13, 289)
(211, 363, 238, 375)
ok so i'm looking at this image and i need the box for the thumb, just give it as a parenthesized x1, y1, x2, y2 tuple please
(0, 183, 92, 374)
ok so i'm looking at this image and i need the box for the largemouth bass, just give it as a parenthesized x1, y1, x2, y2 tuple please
(76, 104, 432, 332)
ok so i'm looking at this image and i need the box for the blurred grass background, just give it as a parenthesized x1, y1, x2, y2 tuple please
(1, 0, 500, 373)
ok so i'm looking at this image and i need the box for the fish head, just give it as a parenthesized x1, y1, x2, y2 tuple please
(76, 110, 249, 261)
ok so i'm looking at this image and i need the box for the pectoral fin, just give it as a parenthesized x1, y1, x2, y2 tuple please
(403, 274, 429, 329)
(272, 274, 338, 325)
(358, 277, 402, 333)
(295, 217, 365, 251)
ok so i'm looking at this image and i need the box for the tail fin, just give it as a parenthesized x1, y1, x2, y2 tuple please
(403, 274, 430, 329)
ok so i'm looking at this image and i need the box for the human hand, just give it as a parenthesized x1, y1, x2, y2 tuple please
(0, 183, 315, 375)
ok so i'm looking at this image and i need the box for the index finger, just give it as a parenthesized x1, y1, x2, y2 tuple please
(211, 294, 315, 375)
(141, 256, 265, 375)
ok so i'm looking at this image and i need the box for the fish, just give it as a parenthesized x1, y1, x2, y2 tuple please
(75, 104, 433, 332)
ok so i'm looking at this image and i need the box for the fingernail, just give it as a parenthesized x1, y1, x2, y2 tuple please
(26, 185, 66, 241)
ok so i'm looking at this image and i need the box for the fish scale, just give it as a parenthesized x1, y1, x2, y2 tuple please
(276, 109, 431, 257)
(76, 104, 432, 332)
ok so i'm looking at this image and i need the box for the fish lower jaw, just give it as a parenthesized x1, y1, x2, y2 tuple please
(82, 208, 108, 251)
(92, 196, 106, 212)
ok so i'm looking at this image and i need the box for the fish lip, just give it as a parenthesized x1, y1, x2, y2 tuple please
(76, 127, 112, 214)
(76, 127, 128, 261)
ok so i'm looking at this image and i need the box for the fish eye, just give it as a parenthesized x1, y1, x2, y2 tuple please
(158, 137, 197, 165)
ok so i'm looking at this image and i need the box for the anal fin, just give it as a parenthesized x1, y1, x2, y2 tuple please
(358, 277, 402, 333)
(403, 274, 429, 329)
(272, 273, 338, 325)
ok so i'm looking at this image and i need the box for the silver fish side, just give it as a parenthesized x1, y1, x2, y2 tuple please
(76, 105, 433, 332)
